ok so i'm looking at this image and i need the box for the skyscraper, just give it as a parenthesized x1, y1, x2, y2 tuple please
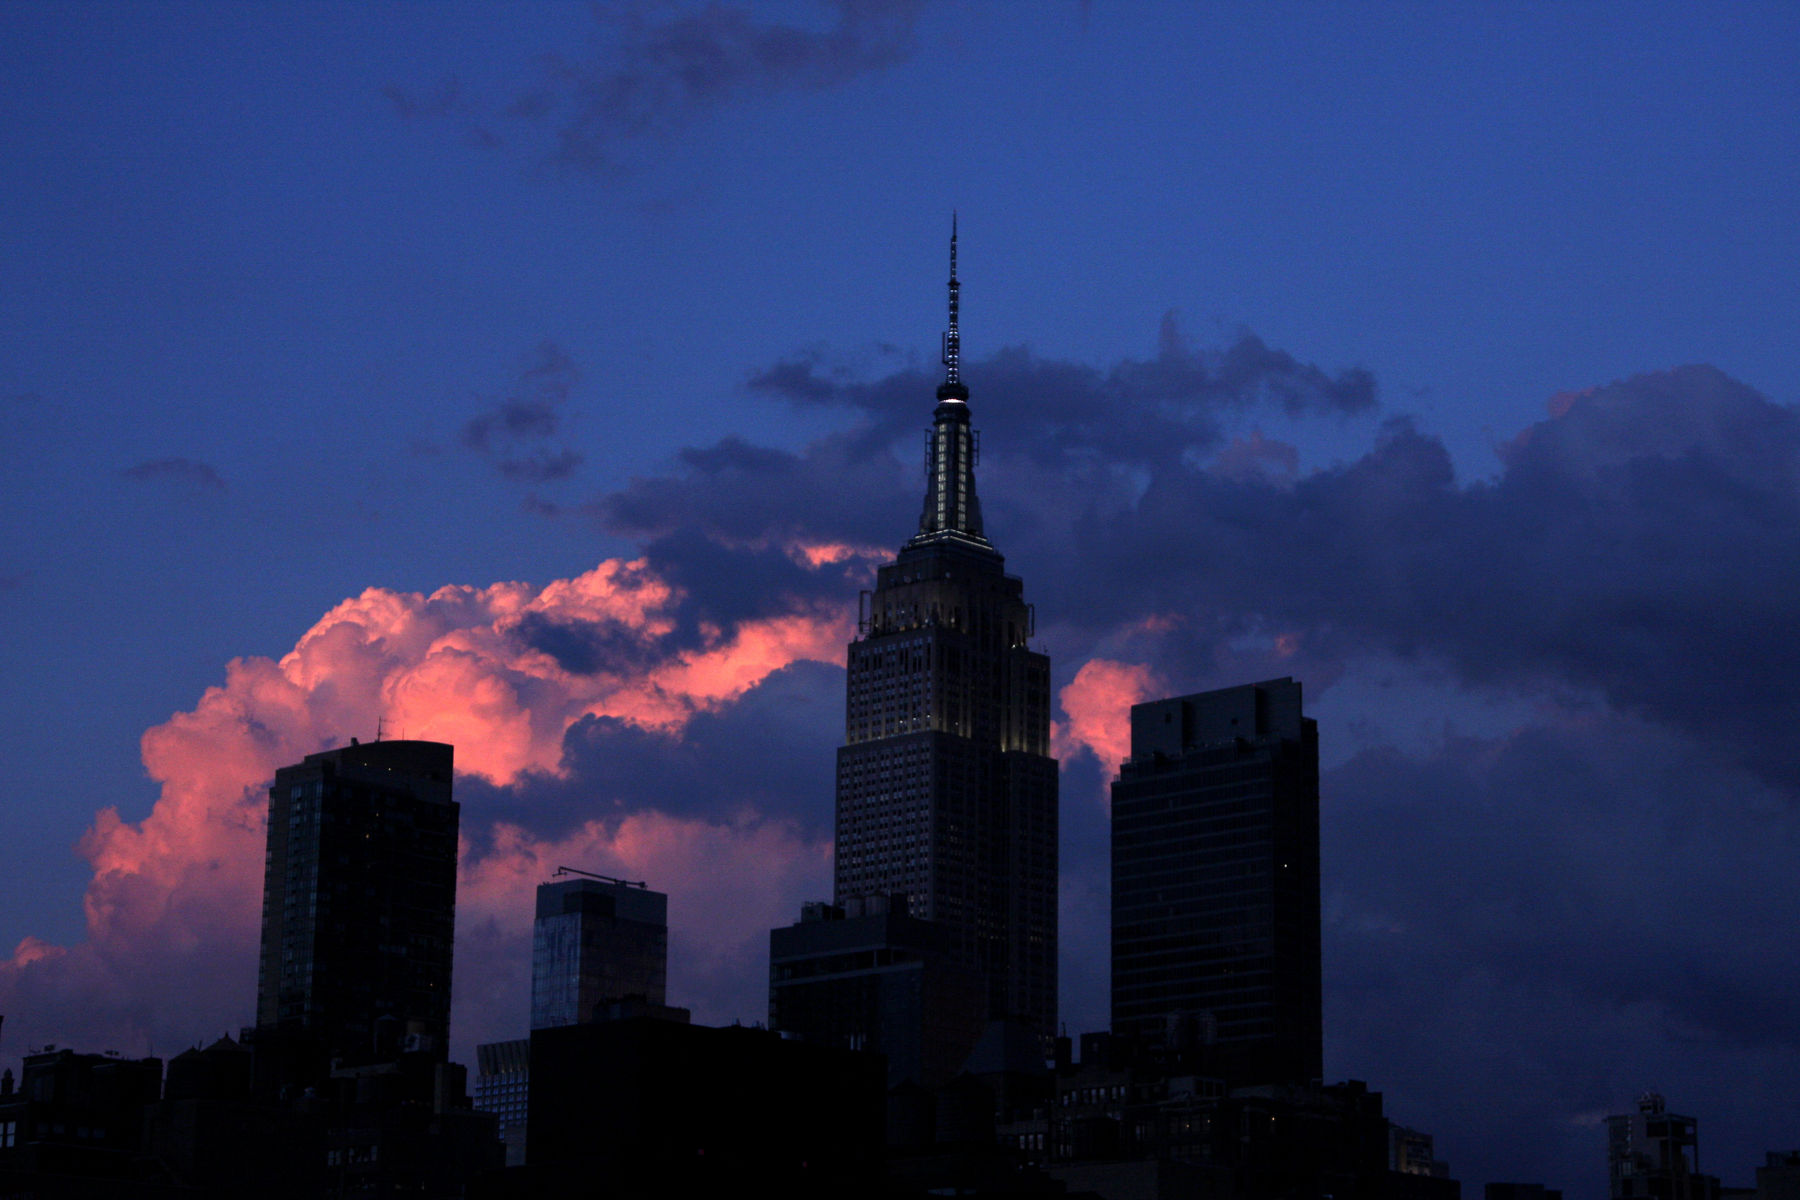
(833, 224, 1058, 1043)
(530, 869, 671, 1029)
(1110, 678, 1322, 1086)
(255, 739, 459, 1071)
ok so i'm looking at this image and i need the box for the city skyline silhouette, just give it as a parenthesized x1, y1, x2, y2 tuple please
(5, 5, 1800, 1193)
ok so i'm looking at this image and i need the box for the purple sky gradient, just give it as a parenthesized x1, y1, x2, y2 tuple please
(4, 4, 1800, 1194)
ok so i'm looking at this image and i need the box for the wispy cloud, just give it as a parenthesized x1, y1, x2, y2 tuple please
(462, 341, 586, 484)
(121, 457, 226, 491)
(386, 1, 925, 173)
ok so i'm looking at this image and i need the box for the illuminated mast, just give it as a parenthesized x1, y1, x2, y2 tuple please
(915, 215, 985, 544)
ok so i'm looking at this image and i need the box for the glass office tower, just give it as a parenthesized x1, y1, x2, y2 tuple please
(531, 873, 669, 1029)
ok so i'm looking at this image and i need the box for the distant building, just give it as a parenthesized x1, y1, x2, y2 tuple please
(833, 225, 1058, 1045)
(254, 739, 459, 1082)
(1756, 1151, 1800, 1200)
(474, 1039, 530, 1168)
(1013, 1032, 1451, 1200)
(530, 871, 672, 1029)
(1, 1038, 499, 1198)
(473, 870, 682, 1171)
(768, 895, 986, 1089)
(0, 1046, 163, 1193)
(1110, 678, 1323, 1087)
(1608, 1093, 1721, 1200)
(1392, 1124, 1442, 1176)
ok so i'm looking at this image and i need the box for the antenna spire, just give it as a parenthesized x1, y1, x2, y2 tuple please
(938, 213, 966, 401)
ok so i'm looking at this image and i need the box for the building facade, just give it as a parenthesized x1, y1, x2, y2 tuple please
(254, 738, 459, 1073)
(473, 1038, 531, 1167)
(768, 896, 988, 1088)
(833, 225, 1058, 1043)
(1110, 678, 1322, 1087)
(1607, 1093, 1721, 1200)
(530, 871, 669, 1030)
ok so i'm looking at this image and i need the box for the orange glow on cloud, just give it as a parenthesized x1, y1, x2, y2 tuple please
(9, 937, 64, 969)
(0, 554, 850, 1054)
(789, 540, 888, 568)
(1129, 612, 1182, 635)
(1055, 659, 1165, 773)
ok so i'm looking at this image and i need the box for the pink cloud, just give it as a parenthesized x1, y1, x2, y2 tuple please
(1055, 659, 1165, 775)
(0, 556, 849, 1062)
(786, 539, 889, 569)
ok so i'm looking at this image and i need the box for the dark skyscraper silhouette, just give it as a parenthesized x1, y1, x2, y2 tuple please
(833, 223, 1059, 1043)
(255, 739, 459, 1073)
(1111, 678, 1322, 1086)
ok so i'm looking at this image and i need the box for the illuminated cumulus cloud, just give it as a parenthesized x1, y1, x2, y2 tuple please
(1054, 659, 1165, 775)
(0, 553, 853, 1057)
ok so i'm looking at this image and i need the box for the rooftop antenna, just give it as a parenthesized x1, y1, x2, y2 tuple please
(375, 716, 384, 742)
(942, 212, 960, 389)
(552, 865, 648, 889)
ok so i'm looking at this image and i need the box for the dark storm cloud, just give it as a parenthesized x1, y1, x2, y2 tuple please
(750, 319, 1376, 469)
(623, 327, 1800, 794)
(456, 660, 842, 840)
(1323, 713, 1800, 1188)
(597, 322, 1380, 598)
(512, 610, 669, 676)
(634, 529, 856, 637)
(120, 457, 227, 490)
(462, 341, 586, 483)
(599, 430, 913, 550)
(1056, 365, 1800, 788)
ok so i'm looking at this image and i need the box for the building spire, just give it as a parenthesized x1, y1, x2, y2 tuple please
(938, 213, 967, 402)
(916, 216, 985, 545)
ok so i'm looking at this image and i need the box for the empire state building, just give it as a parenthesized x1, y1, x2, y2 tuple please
(833, 225, 1058, 1042)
